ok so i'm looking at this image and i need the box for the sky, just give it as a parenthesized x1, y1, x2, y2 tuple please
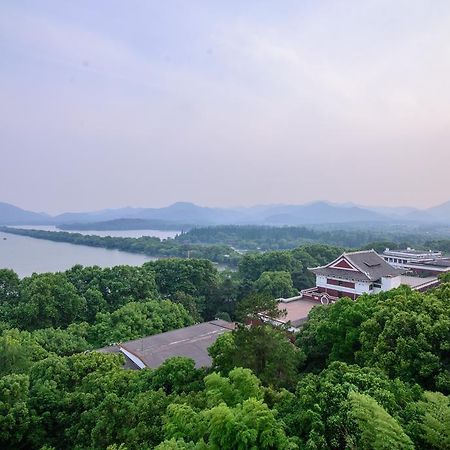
(1, 0, 450, 214)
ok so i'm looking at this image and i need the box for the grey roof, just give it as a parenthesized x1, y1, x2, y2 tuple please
(310, 250, 404, 282)
(422, 259, 450, 268)
(118, 320, 235, 369)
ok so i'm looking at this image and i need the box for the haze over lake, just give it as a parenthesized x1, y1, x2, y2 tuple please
(0, 226, 179, 277)
(11, 225, 179, 239)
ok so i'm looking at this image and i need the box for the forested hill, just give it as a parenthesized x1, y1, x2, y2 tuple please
(176, 224, 449, 250)
(1, 253, 449, 449)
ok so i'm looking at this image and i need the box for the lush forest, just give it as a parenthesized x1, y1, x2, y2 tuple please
(177, 225, 450, 252)
(1, 244, 449, 449)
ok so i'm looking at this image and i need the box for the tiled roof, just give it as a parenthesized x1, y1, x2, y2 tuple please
(310, 250, 404, 282)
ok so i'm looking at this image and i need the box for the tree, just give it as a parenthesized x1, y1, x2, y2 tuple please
(88, 300, 194, 347)
(65, 264, 159, 318)
(0, 269, 20, 317)
(146, 259, 220, 320)
(205, 398, 296, 449)
(155, 439, 200, 449)
(15, 273, 86, 330)
(296, 296, 376, 371)
(0, 329, 47, 376)
(238, 251, 297, 282)
(209, 325, 304, 389)
(349, 392, 414, 449)
(404, 391, 450, 449)
(151, 357, 202, 394)
(163, 380, 297, 449)
(253, 271, 297, 299)
(296, 286, 450, 393)
(0, 373, 32, 449)
(235, 292, 285, 323)
(204, 368, 263, 407)
(32, 324, 91, 356)
(277, 361, 422, 448)
(357, 288, 450, 392)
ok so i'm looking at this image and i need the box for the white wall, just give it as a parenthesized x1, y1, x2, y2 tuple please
(381, 276, 401, 291)
(316, 275, 371, 295)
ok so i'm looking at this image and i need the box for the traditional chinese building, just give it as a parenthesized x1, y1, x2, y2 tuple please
(298, 250, 393, 304)
(300, 249, 442, 305)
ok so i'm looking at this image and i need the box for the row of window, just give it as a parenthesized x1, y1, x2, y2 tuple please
(384, 257, 408, 264)
(326, 278, 355, 289)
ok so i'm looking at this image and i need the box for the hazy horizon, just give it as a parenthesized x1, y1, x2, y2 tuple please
(2, 1, 450, 214)
(3, 198, 449, 216)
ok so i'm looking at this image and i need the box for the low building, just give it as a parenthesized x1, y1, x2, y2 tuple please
(382, 248, 450, 276)
(302, 250, 404, 303)
(99, 319, 234, 369)
(259, 295, 319, 331)
(300, 249, 441, 305)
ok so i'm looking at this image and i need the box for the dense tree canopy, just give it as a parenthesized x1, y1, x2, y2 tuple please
(0, 242, 449, 449)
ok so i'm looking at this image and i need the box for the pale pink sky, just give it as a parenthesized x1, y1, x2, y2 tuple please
(1, 0, 450, 213)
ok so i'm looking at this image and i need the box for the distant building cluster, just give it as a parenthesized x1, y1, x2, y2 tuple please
(382, 247, 450, 276)
(300, 248, 448, 305)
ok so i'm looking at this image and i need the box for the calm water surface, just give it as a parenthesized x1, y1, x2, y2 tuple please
(0, 230, 159, 277)
(11, 225, 179, 239)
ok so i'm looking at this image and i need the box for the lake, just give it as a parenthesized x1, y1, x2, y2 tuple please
(0, 228, 169, 277)
(11, 225, 179, 239)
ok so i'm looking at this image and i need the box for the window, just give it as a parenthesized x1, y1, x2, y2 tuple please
(327, 278, 355, 289)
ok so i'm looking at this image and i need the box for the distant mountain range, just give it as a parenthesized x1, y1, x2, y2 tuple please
(0, 202, 51, 225)
(1, 200, 450, 228)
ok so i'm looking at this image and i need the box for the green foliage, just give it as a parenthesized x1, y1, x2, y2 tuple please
(276, 361, 421, 448)
(208, 332, 236, 374)
(209, 325, 304, 389)
(253, 271, 297, 299)
(0, 329, 48, 376)
(0, 269, 20, 324)
(14, 273, 86, 330)
(163, 390, 297, 449)
(88, 300, 193, 347)
(151, 357, 203, 394)
(176, 224, 446, 251)
(204, 368, 263, 407)
(0, 373, 31, 449)
(297, 296, 376, 370)
(235, 292, 285, 323)
(0, 243, 449, 449)
(0, 269, 20, 304)
(155, 438, 200, 449)
(297, 286, 450, 392)
(349, 391, 414, 449)
(65, 264, 159, 320)
(404, 391, 450, 449)
(237, 245, 343, 292)
(32, 324, 91, 356)
(146, 259, 220, 320)
(238, 251, 299, 282)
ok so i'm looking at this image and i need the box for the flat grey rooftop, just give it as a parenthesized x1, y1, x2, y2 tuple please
(400, 275, 437, 288)
(277, 299, 318, 327)
(119, 320, 235, 369)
